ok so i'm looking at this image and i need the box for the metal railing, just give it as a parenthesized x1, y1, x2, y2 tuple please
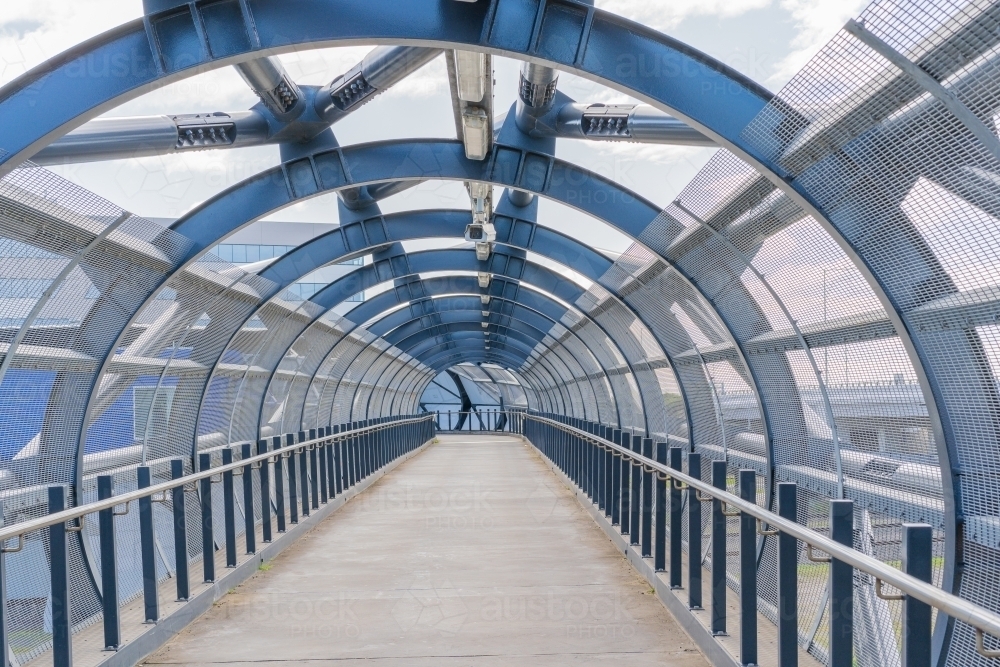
(517, 411, 1000, 665)
(0, 414, 434, 667)
(434, 409, 509, 432)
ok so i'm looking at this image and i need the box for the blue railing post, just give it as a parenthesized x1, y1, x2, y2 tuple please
(309, 428, 319, 509)
(48, 485, 72, 667)
(829, 499, 854, 667)
(274, 435, 287, 531)
(199, 452, 216, 583)
(620, 432, 631, 534)
(777, 482, 798, 667)
(241, 443, 256, 554)
(257, 439, 272, 543)
(612, 430, 623, 526)
(655, 442, 667, 572)
(137, 465, 160, 622)
(629, 434, 641, 547)
(298, 431, 310, 517)
(687, 452, 702, 610)
(286, 433, 299, 524)
(97, 475, 120, 649)
(739, 469, 758, 667)
(641, 437, 653, 558)
(221, 448, 238, 568)
(0, 502, 11, 667)
(319, 430, 330, 504)
(332, 425, 343, 496)
(606, 428, 618, 519)
(902, 523, 933, 667)
(171, 459, 189, 600)
(670, 446, 683, 589)
(711, 460, 727, 636)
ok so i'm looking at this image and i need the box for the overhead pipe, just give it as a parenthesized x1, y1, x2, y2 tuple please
(34, 47, 440, 166)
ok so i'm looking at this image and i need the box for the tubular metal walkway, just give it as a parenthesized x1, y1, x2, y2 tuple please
(140, 435, 706, 666)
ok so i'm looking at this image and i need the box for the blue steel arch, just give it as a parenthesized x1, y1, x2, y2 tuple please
(292, 247, 641, 428)
(0, 3, 954, 566)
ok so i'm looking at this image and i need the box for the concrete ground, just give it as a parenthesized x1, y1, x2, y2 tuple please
(142, 435, 708, 666)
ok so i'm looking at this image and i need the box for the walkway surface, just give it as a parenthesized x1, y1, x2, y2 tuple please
(143, 435, 708, 666)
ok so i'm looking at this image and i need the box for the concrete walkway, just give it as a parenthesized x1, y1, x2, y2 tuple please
(143, 435, 708, 666)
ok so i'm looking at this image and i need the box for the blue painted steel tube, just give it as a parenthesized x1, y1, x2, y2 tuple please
(829, 499, 854, 667)
(298, 431, 311, 518)
(286, 433, 299, 524)
(902, 523, 933, 667)
(0, 504, 8, 666)
(97, 475, 120, 649)
(171, 459, 190, 600)
(641, 437, 653, 558)
(221, 448, 238, 568)
(655, 442, 667, 572)
(273, 435, 287, 531)
(670, 447, 683, 589)
(199, 453, 216, 583)
(242, 443, 256, 553)
(740, 469, 758, 666)
(319, 433, 329, 504)
(711, 460, 727, 635)
(630, 434, 641, 546)
(309, 428, 320, 509)
(258, 439, 273, 543)
(611, 429, 616, 529)
(48, 485, 72, 667)
(687, 452, 702, 609)
(777, 482, 798, 667)
(137, 466, 160, 621)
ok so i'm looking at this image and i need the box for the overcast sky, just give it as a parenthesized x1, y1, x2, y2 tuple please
(0, 0, 869, 253)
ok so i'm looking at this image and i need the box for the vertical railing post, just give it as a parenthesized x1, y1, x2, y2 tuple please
(901, 523, 932, 667)
(258, 439, 272, 543)
(739, 469, 758, 667)
(777, 482, 798, 667)
(241, 443, 256, 554)
(669, 446, 683, 589)
(711, 460, 727, 636)
(829, 499, 854, 667)
(629, 434, 641, 547)
(612, 430, 623, 526)
(48, 485, 72, 667)
(221, 448, 237, 568)
(687, 452, 702, 609)
(199, 452, 216, 583)
(97, 476, 120, 649)
(0, 502, 11, 667)
(286, 433, 299, 524)
(298, 431, 311, 518)
(654, 442, 667, 572)
(309, 428, 319, 509)
(171, 459, 189, 601)
(137, 466, 160, 622)
(606, 428, 618, 520)
(332, 426, 343, 497)
(641, 437, 653, 558)
(320, 431, 330, 504)
(620, 432, 631, 534)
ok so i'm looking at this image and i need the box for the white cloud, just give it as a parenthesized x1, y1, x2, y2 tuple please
(768, 0, 870, 86)
(596, 0, 772, 32)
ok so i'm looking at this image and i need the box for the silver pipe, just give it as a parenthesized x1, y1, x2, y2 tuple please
(234, 57, 303, 117)
(316, 46, 441, 121)
(32, 111, 270, 165)
(554, 103, 714, 146)
(525, 414, 1000, 641)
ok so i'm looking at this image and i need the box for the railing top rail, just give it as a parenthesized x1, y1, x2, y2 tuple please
(0, 415, 432, 542)
(524, 413, 1000, 641)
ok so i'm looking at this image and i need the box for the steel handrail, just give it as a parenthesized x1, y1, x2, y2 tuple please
(524, 413, 1000, 641)
(0, 415, 433, 543)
